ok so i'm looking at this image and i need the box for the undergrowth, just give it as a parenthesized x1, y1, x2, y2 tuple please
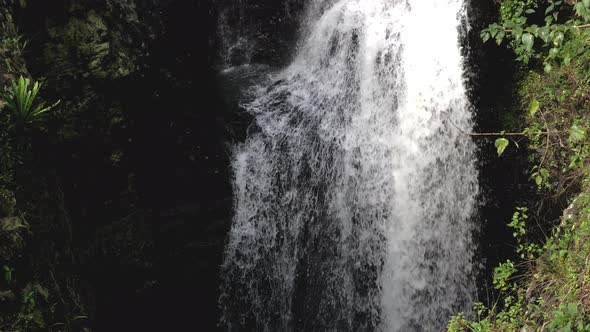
(449, 0, 590, 330)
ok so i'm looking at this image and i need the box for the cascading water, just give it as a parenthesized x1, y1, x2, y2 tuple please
(220, 0, 479, 330)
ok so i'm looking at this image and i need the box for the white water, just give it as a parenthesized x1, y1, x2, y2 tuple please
(220, 0, 479, 331)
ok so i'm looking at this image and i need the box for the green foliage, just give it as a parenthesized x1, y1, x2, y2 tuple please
(508, 207, 543, 259)
(482, 0, 590, 69)
(0, 33, 29, 76)
(0, 76, 59, 125)
(0, 35, 27, 72)
(447, 312, 469, 332)
(529, 99, 540, 116)
(493, 260, 517, 292)
(13, 285, 45, 331)
(447, 305, 493, 332)
(452, 3, 590, 327)
(500, 0, 537, 23)
(483, 0, 590, 192)
(448, 193, 590, 331)
(495, 137, 510, 156)
(548, 303, 590, 331)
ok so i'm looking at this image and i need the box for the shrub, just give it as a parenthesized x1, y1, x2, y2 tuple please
(0, 76, 59, 125)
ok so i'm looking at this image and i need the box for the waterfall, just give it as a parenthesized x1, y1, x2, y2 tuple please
(219, 0, 479, 330)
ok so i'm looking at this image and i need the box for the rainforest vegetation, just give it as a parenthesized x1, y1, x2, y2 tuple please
(450, 0, 590, 330)
(0, 1, 230, 330)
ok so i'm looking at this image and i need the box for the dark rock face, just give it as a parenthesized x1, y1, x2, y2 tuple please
(466, 0, 536, 297)
(0, 0, 232, 330)
(39, 0, 163, 82)
(216, 0, 305, 66)
(0, 189, 15, 218)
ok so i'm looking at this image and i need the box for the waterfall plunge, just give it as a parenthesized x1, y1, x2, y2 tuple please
(220, 0, 479, 330)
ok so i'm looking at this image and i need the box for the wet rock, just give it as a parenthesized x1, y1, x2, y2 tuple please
(216, 0, 305, 66)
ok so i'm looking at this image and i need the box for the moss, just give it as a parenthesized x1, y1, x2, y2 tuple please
(0, 3, 91, 330)
(0, 189, 15, 218)
(43, 10, 135, 81)
(500, 57, 590, 198)
(0, 216, 27, 261)
(0, 5, 29, 81)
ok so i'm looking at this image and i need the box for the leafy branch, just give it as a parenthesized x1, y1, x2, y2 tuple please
(481, 0, 590, 68)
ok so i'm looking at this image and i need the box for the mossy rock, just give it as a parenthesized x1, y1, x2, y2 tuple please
(43, 10, 135, 81)
(0, 189, 15, 217)
(0, 216, 27, 261)
(0, 3, 29, 79)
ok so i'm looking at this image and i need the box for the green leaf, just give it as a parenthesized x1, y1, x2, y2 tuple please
(569, 124, 586, 143)
(534, 173, 543, 186)
(545, 15, 554, 25)
(567, 303, 578, 315)
(584, 0, 590, 9)
(495, 138, 509, 156)
(529, 99, 540, 116)
(4, 75, 58, 124)
(576, 2, 586, 15)
(569, 155, 582, 168)
(513, 26, 524, 40)
(544, 62, 553, 73)
(540, 168, 549, 180)
(495, 30, 505, 45)
(553, 32, 564, 46)
(539, 27, 550, 42)
(522, 33, 534, 50)
(525, 9, 535, 14)
(481, 31, 491, 43)
(526, 25, 539, 36)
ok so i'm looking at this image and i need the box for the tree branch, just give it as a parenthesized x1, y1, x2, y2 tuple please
(505, 23, 590, 32)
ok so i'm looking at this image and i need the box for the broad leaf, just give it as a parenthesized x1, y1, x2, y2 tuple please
(534, 173, 543, 186)
(544, 63, 552, 73)
(529, 99, 540, 116)
(569, 124, 586, 143)
(522, 33, 534, 51)
(495, 138, 510, 156)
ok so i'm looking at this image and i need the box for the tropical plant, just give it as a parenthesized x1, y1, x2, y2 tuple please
(0, 76, 59, 125)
